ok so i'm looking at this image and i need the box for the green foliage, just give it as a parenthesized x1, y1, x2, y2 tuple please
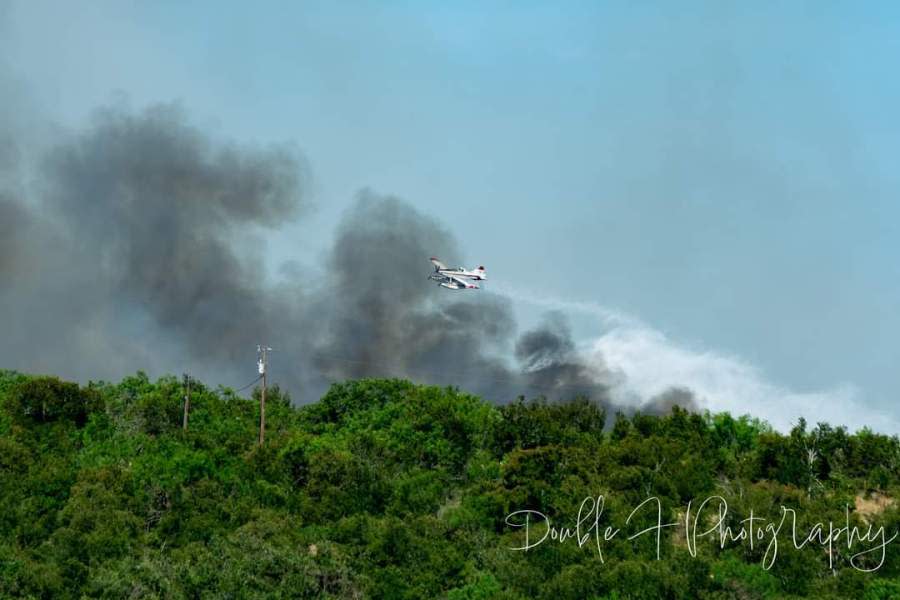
(3, 375, 102, 427)
(0, 373, 897, 598)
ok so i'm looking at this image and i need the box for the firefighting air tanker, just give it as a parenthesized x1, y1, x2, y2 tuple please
(428, 257, 487, 290)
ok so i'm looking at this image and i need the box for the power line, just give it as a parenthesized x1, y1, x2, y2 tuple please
(232, 374, 262, 394)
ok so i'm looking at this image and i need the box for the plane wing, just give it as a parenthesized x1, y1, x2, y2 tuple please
(450, 275, 477, 289)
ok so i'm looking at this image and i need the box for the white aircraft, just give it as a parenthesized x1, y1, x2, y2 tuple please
(428, 257, 487, 290)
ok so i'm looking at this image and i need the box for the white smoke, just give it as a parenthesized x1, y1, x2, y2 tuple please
(492, 283, 900, 435)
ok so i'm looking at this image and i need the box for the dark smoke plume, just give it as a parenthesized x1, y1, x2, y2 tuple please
(1, 102, 310, 383)
(40, 103, 310, 370)
(515, 311, 610, 400)
(0, 99, 691, 415)
(300, 192, 611, 404)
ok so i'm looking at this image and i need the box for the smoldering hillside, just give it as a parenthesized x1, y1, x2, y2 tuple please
(0, 101, 693, 415)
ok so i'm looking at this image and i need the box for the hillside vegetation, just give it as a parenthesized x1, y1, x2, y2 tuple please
(0, 370, 898, 599)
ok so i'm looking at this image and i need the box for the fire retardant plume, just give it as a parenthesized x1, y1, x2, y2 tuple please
(0, 100, 694, 415)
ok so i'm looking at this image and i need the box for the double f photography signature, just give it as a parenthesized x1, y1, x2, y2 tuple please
(506, 495, 898, 572)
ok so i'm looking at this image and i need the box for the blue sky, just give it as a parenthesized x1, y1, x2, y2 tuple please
(3, 1, 898, 430)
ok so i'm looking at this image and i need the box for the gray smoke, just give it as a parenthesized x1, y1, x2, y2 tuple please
(0, 99, 694, 415)
(643, 386, 699, 415)
(40, 103, 310, 372)
(0, 102, 309, 383)
(300, 192, 610, 403)
(515, 312, 609, 400)
(0, 197, 30, 275)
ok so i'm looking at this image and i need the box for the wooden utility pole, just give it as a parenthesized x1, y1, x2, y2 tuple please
(182, 374, 191, 432)
(258, 346, 270, 446)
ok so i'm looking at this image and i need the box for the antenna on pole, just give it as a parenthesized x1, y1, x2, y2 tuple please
(257, 345, 272, 446)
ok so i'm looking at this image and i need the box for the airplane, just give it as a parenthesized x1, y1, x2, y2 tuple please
(428, 257, 487, 290)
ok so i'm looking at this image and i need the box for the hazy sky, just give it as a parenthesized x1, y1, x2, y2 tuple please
(2, 1, 898, 431)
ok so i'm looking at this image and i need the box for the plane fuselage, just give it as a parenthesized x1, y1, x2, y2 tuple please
(436, 268, 486, 281)
(428, 258, 486, 290)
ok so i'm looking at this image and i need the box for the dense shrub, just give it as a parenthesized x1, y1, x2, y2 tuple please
(0, 371, 897, 598)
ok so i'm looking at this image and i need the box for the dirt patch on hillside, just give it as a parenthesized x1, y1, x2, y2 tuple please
(855, 492, 895, 523)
